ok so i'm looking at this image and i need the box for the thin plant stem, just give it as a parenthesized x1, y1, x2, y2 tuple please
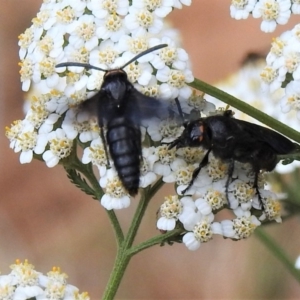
(255, 227, 300, 283)
(128, 228, 183, 256)
(102, 180, 165, 299)
(189, 78, 300, 143)
(70, 154, 125, 244)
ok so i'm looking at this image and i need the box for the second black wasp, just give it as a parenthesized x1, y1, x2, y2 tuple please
(169, 109, 296, 208)
(56, 44, 175, 196)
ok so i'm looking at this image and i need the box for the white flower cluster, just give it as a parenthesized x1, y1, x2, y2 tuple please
(230, 2, 300, 119)
(7, 0, 284, 251)
(6, 0, 193, 210)
(0, 259, 89, 300)
(157, 152, 282, 250)
(205, 55, 300, 173)
(230, 0, 297, 33)
(260, 24, 300, 121)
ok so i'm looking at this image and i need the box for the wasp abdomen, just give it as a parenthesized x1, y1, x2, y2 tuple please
(106, 117, 141, 196)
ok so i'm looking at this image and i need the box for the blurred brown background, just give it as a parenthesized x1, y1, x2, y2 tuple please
(1, 1, 300, 299)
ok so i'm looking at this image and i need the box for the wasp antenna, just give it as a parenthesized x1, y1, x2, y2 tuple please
(174, 98, 186, 124)
(55, 62, 107, 72)
(120, 44, 168, 69)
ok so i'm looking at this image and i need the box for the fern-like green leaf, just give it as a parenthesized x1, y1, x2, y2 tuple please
(65, 167, 98, 200)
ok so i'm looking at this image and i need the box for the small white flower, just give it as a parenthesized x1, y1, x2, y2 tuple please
(151, 36, 189, 70)
(173, 0, 192, 9)
(252, 0, 292, 33)
(62, 109, 100, 142)
(18, 27, 36, 59)
(156, 65, 193, 99)
(96, 13, 128, 43)
(146, 116, 183, 143)
(228, 179, 255, 210)
(139, 147, 158, 188)
(123, 60, 153, 85)
(100, 169, 131, 210)
(230, 0, 257, 19)
(157, 195, 183, 231)
(292, 0, 300, 13)
(146, 0, 174, 17)
(14, 286, 45, 300)
(42, 128, 73, 167)
(0, 259, 90, 300)
(163, 162, 192, 185)
(89, 39, 120, 68)
(195, 187, 227, 214)
(32, 27, 65, 62)
(281, 80, 300, 117)
(266, 31, 291, 65)
(182, 215, 222, 251)
(152, 145, 178, 177)
(82, 136, 108, 176)
(36, 112, 60, 134)
(68, 0, 89, 15)
(258, 190, 282, 222)
(19, 56, 35, 91)
(124, 6, 163, 35)
(6, 121, 48, 164)
(178, 197, 202, 231)
(221, 215, 261, 239)
(45, 91, 70, 115)
(280, 46, 300, 80)
(0, 275, 17, 299)
(260, 64, 287, 92)
(87, 0, 130, 19)
(67, 14, 99, 51)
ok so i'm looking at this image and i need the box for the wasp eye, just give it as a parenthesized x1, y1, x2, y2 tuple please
(190, 125, 203, 142)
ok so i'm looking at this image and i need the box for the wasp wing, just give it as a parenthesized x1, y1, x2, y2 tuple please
(124, 88, 179, 124)
(77, 93, 99, 116)
(233, 119, 295, 154)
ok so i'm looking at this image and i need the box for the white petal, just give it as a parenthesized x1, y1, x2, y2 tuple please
(42, 150, 59, 167)
(20, 150, 33, 164)
(182, 232, 200, 251)
(211, 222, 223, 235)
(157, 217, 176, 231)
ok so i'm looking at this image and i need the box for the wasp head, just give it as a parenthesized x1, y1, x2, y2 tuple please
(102, 70, 129, 102)
(169, 120, 205, 149)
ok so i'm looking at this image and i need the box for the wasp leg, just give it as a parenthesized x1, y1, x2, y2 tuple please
(225, 159, 235, 207)
(182, 148, 212, 194)
(253, 171, 265, 211)
(173, 97, 185, 123)
(99, 125, 110, 167)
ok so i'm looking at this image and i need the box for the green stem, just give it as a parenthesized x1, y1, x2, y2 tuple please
(102, 179, 166, 299)
(102, 191, 149, 300)
(69, 156, 124, 245)
(128, 228, 183, 256)
(190, 78, 300, 143)
(255, 227, 300, 283)
(107, 210, 124, 246)
(102, 246, 132, 300)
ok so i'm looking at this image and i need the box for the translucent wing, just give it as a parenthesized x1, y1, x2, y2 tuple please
(233, 119, 295, 154)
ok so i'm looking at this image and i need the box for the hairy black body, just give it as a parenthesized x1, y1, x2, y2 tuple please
(57, 44, 173, 196)
(169, 110, 296, 205)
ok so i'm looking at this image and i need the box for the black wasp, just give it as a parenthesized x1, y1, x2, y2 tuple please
(56, 44, 174, 196)
(169, 109, 296, 207)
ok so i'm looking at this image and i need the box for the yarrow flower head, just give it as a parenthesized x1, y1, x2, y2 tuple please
(0, 259, 90, 300)
(8, 0, 289, 254)
(230, 0, 296, 33)
(258, 24, 300, 122)
(7, 0, 193, 211)
(205, 53, 300, 173)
